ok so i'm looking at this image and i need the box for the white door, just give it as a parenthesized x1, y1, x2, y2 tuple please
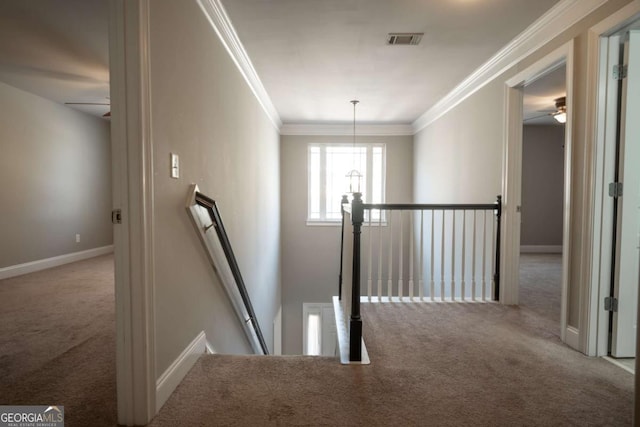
(612, 30, 640, 358)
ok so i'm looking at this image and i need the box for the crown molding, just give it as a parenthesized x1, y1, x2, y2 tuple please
(197, 0, 282, 130)
(412, 0, 607, 134)
(280, 123, 414, 136)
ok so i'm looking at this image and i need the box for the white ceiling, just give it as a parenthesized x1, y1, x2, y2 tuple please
(222, 0, 562, 124)
(0, 0, 564, 125)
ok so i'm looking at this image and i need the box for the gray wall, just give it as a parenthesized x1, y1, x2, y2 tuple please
(521, 125, 565, 247)
(148, 0, 281, 376)
(0, 81, 112, 268)
(413, 0, 633, 330)
(281, 135, 413, 354)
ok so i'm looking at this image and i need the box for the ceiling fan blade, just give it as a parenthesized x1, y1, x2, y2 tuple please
(65, 102, 110, 106)
(524, 113, 552, 122)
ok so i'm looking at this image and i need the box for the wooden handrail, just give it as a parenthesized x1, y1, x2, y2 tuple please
(194, 191, 269, 355)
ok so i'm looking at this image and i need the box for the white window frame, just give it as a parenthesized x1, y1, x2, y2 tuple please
(307, 143, 386, 225)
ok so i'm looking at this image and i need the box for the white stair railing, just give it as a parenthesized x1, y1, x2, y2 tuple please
(358, 203, 500, 302)
(337, 195, 501, 363)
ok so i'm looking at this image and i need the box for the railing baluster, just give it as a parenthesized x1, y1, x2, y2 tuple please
(494, 195, 502, 301)
(419, 210, 424, 301)
(409, 212, 414, 300)
(472, 211, 477, 302)
(398, 210, 404, 300)
(367, 209, 373, 302)
(461, 210, 466, 302)
(430, 210, 435, 301)
(377, 211, 383, 301)
(440, 210, 445, 302)
(482, 210, 487, 301)
(490, 209, 496, 302)
(349, 193, 363, 362)
(451, 210, 456, 301)
(387, 210, 393, 301)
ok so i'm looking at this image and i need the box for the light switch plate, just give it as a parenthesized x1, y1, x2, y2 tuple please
(170, 153, 179, 179)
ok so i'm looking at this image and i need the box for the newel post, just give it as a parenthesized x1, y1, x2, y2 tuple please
(350, 192, 364, 361)
(339, 195, 349, 300)
(494, 195, 502, 301)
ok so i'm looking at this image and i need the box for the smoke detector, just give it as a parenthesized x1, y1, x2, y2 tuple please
(387, 33, 423, 45)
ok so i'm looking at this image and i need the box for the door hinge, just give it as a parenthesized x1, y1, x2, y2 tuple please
(613, 64, 628, 80)
(111, 209, 122, 224)
(608, 182, 623, 198)
(604, 296, 618, 312)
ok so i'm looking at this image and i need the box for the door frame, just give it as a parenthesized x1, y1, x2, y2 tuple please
(110, 0, 157, 425)
(502, 41, 574, 346)
(585, 2, 640, 357)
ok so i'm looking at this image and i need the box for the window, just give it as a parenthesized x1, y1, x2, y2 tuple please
(307, 143, 386, 223)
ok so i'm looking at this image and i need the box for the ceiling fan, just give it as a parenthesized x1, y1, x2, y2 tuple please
(524, 96, 566, 123)
(64, 101, 111, 118)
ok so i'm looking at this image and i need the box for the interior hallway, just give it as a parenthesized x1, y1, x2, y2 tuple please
(151, 255, 633, 426)
(151, 301, 633, 426)
(0, 253, 633, 426)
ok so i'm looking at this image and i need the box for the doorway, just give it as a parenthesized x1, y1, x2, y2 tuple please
(502, 41, 574, 347)
(519, 65, 567, 337)
(591, 21, 640, 372)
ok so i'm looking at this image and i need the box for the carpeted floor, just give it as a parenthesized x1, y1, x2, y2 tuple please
(0, 254, 634, 426)
(0, 255, 117, 426)
(518, 253, 563, 339)
(149, 254, 634, 426)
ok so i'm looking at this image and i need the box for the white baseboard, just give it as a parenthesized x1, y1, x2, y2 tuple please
(602, 356, 635, 375)
(156, 331, 208, 413)
(0, 245, 114, 280)
(520, 245, 563, 254)
(565, 326, 580, 350)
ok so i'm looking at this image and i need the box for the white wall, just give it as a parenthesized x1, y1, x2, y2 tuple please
(148, 0, 281, 375)
(0, 81, 112, 268)
(281, 135, 413, 354)
(521, 125, 565, 248)
(413, 0, 633, 330)
(413, 77, 504, 205)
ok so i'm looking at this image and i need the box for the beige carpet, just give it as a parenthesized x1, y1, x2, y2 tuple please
(0, 255, 117, 426)
(149, 260, 634, 426)
(519, 253, 563, 339)
(0, 254, 633, 426)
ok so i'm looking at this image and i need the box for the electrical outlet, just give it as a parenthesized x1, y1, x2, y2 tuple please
(76, 234, 81, 243)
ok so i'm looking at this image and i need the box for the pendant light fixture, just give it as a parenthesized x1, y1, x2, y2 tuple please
(346, 100, 363, 194)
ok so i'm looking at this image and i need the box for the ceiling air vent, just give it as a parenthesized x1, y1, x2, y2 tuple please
(387, 33, 423, 45)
